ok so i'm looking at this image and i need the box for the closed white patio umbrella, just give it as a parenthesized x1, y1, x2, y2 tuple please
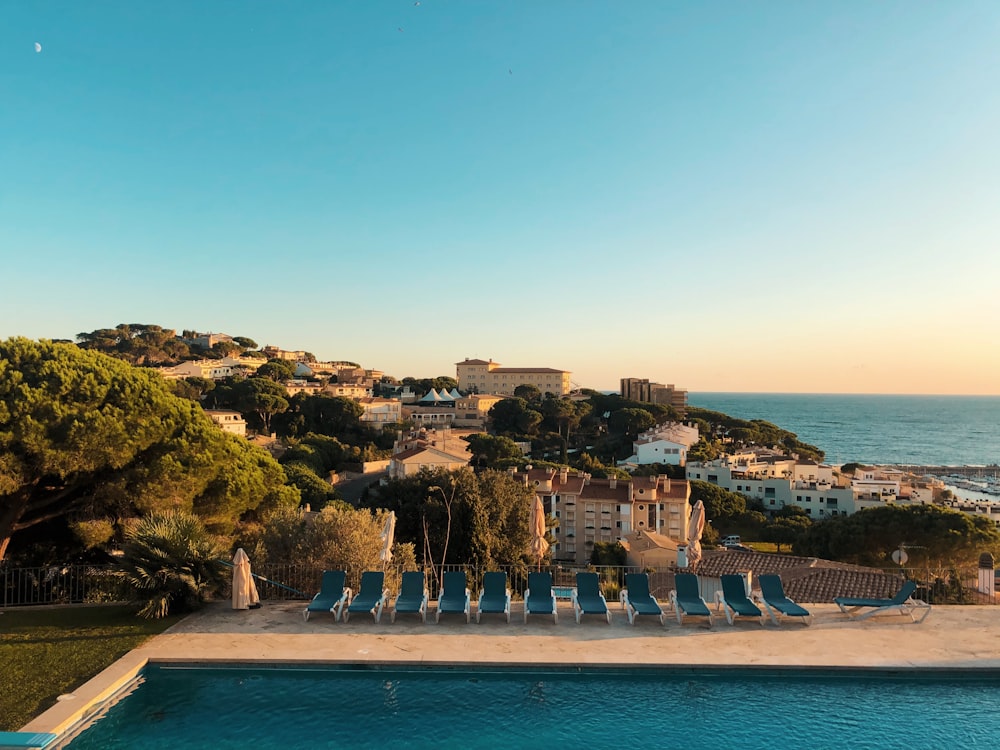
(686, 500, 705, 569)
(232, 548, 260, 610)
(379, 511, 396, 564)
(529, 496, 549, 568)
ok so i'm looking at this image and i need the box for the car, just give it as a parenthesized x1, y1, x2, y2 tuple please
(720, 535, 741, 547)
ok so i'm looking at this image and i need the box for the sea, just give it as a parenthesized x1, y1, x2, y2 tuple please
(686, 393, 1000, 469)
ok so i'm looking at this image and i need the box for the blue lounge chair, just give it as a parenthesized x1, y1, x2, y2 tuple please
(715, 574, 764, 626)
(392, 571, 428, 623)
(303, 570, 350, 622)
(573, 572, 611, 624)
(436, 570, 471, 622)
(343, 571, 388, 623)
(620, 573, 665, 625)
(834, 580, 931, 623)
(669, 573, 713, 627)
(477, 571, 511, 623)
(524, 571, 558, 623)
(756, 574, 812, 626)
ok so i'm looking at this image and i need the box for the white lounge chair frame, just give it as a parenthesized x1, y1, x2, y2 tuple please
(571, 587, 612, 624)
(713, 589, 765, 627)
(836, 592, 931, 623)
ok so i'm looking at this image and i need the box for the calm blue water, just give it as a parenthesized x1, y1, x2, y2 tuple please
(63, 666, 1000, 750)
(688, 393, 1000, 467)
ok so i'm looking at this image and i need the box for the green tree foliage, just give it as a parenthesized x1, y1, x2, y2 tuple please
(208, 341, 242, 358)
(241, 505, 416, 592)
(607, 408, 656, 440)
(576, 453, 629, 479)
(686, 408, 824, 462)
(513, 384, 542, 403)
(76, 323, 191, 366)
(541, 397, 590, 440)
(368, 468, 534, 572)
(689, 480, 747, 523)
(590, 541, 627, 566)
(0, 338, 299, 560)
(232, 377, 289, 433)
(272, 394, 368, 441)
(762, 508, 813, 553)
(232, 337, 258, 350)
(115, 511, 228, 619)
(465, 433, 523, 468)
(794, 504, 1000, 566)
(170, 376, 216, 402)
(489, 398, 542, 437)
(255, 359, 297, 382)
(400, 376, 459, 398)
(280, 462, 347, 511)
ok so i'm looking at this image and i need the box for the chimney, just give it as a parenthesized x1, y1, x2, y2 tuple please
(559, 467, 569, 483)
(609, 476, 617, 489)
(584, 473, 591, 486)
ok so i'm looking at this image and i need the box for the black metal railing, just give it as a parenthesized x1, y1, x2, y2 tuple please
(1, 562, 996, 608)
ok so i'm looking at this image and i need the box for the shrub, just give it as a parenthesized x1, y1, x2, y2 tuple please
(116, 511, 227, 619)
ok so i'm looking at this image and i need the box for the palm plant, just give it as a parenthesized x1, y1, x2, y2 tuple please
(117, 511, 227, 619)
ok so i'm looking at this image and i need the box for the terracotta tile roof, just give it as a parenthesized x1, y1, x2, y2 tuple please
(685, 550, 910, 603)
(456, 359, 493, 365)
(580, 483, 630, 501)
(490, 367, 568, 374)
(783, 568, 907, 603)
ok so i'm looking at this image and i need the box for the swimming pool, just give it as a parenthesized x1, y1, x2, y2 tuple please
(59, 664, 1000, 749)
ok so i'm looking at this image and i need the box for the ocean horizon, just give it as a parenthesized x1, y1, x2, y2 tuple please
(685, 392, 1000, 468)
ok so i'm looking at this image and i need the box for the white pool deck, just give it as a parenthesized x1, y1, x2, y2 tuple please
(22, 600, 1000, 738)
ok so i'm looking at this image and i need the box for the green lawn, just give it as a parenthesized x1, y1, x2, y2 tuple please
(0, 605, 182, 731)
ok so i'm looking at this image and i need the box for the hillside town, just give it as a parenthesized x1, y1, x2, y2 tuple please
(144, 331, 998, 568)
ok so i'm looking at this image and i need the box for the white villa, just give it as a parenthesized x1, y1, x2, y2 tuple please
(619, 422, 700, 468)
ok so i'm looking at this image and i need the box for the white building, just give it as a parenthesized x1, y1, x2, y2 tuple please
(686, 454, 856, 518)
(619, 422, 700, 468)
(203, 409, 247, 437)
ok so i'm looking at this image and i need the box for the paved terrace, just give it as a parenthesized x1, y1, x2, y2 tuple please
(23, 600, 1000, 737)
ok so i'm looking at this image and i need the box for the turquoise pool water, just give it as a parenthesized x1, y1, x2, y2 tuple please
(61, 665, 1000, 749)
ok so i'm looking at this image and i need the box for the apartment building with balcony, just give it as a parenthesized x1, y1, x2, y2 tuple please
(510, 467, 690, 565)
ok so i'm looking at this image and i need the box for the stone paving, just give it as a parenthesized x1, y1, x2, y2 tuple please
(23, 599, 1000, 737)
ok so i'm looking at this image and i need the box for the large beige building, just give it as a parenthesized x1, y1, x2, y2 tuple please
(456, 358, 571, 397)
(510, 467, 690, 565)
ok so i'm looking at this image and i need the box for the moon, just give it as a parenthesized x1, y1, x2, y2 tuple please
(34, 42, 42, 52)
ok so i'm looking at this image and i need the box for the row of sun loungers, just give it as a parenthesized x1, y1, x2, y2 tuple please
(305, 570, 930, 625)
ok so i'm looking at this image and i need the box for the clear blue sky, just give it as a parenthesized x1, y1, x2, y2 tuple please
(3, 2, 998, 394)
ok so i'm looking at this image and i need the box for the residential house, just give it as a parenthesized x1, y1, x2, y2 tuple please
(284, 379, 324, 397)
(619, 421, 700, 468)
(388, 444, 470, 479)
(324, 382, 372, 399)
(203, 409, 247, 437)
(620, 529, 680, 570)
(452, 393, 507, 428)
(357, 397, 403, 424)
